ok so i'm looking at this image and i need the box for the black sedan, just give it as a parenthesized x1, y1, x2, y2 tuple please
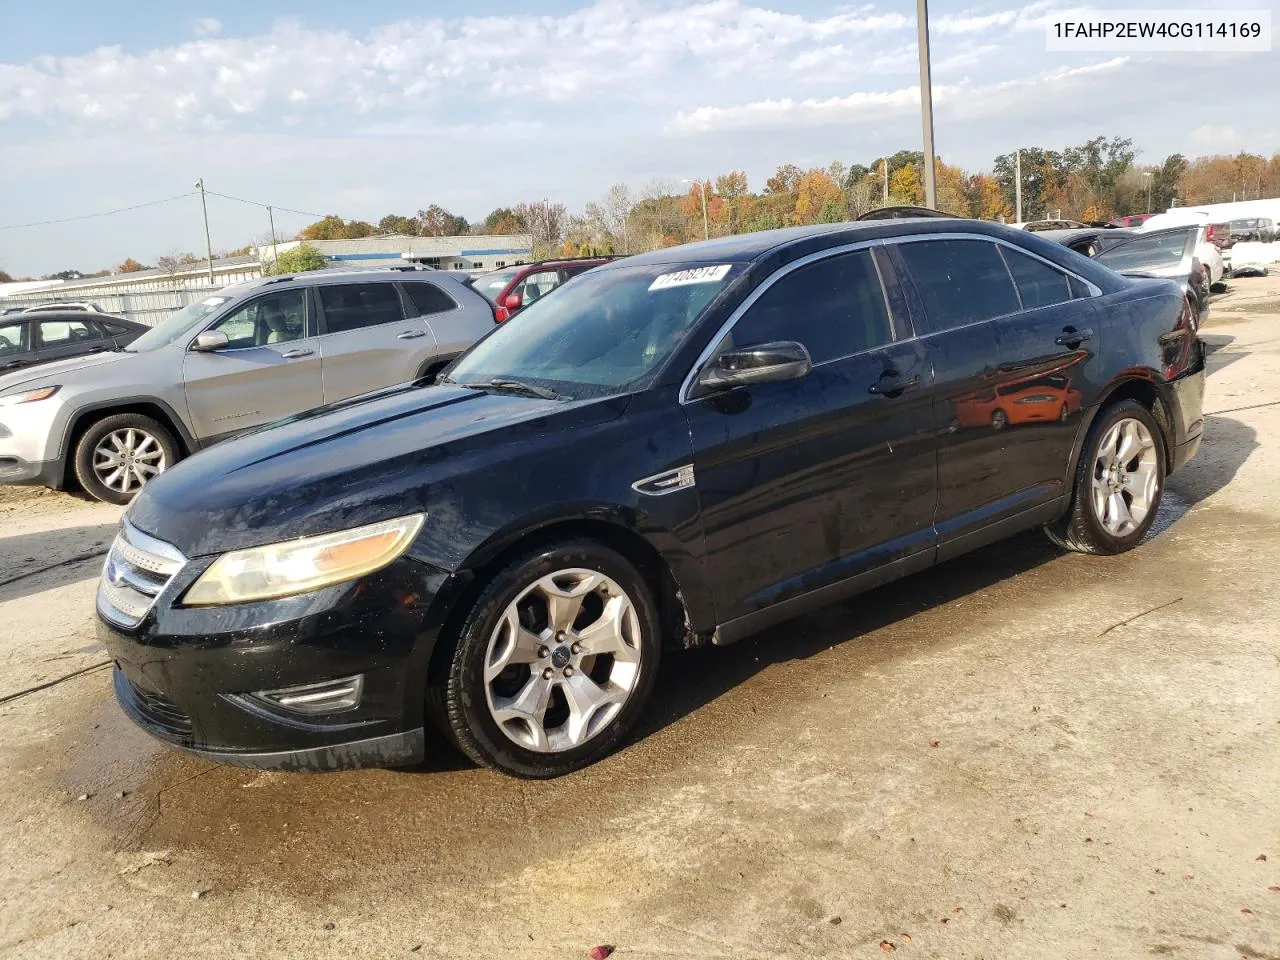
(96, 220, 1205, 778)
(0, 311, 147, 375)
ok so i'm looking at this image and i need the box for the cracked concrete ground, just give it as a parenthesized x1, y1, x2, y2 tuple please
(1, 275, 1278, 960)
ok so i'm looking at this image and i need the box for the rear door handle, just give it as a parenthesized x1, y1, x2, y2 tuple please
(397, 330, 427, 340)
(280, 348, 314, 359)
(1055, 327, 1094, 348)
(868, 374, 920, 397)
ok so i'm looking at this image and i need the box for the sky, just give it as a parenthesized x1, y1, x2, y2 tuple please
(1, 0, 1277, 276)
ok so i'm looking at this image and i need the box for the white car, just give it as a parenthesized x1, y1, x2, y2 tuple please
(1139, 213, 1227, 287)
(22, 302, 105, 314)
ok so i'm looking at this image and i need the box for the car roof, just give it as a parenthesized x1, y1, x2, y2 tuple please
(609, 219, 1037, 268)
(258, 267, 462, 288)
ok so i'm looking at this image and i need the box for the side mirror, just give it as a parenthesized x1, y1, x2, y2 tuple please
(503, 293, 523, 311)
(191, 330, 230, 353)
(697, 341, 812, 391)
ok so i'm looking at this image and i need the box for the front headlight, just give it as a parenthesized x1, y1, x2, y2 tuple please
(0, 386, 59, 407)
(183, 513, 426, 606)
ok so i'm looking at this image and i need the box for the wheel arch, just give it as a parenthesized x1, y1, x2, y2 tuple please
(1066, 374, 1176, 487)
(59, 397, 195, 489)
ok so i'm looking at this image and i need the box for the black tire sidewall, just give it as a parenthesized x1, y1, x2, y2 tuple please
(73, 414, 180, 505)
(1076, 401, 1166, 552)
(445, 540, 662, 778)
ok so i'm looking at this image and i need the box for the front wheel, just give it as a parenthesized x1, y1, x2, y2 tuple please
(429, 540, 662, 778)
(73, 413, 180, 504)
(1044, 400, 1165, 554)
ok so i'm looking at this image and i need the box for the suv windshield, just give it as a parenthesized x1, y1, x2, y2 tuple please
(447, 261, 743, 400)
(125, 295, 232, 352)
(468, 269, 522, 303)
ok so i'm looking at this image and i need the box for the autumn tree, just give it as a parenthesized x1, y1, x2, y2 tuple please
(793, 169, 843, 224)
(0, 269, 13, 283)
(378, 214, 419, 235)
(482, 207, 525, 234)
(764, 164, 803, 195)
(298, 215, 375, 240)
(889, 165, 923, 205)
(514, 200, 568, 258)
(966, 173, 1011, 220)
(116, 258, 147, 273)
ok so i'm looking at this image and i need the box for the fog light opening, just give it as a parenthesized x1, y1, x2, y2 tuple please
(254, 674, 365, 715)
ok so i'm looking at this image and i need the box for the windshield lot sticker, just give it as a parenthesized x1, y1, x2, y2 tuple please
(649, 264, 732, 291)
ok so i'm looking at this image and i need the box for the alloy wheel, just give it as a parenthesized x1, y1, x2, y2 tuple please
(1090, 417, 1159, 537)
(92, 428, 167, 494)
(483, 568, 643, 753)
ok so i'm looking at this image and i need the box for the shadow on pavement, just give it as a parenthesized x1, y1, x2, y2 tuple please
(0, 523, 118, 601)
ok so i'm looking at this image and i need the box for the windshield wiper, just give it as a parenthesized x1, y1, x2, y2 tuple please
(464, 378, 565, 401)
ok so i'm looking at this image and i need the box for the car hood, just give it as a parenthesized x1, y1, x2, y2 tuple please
(0, 349, 131, 393)
(129, 382, 631, 557)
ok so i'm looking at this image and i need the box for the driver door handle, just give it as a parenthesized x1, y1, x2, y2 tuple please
(280, 348, 314, 359)
(1055, 327, 1094, 348)
(868, 373, 920, 396)
(397, 330, 427, 340)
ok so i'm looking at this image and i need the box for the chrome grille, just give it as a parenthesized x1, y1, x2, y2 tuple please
(97, 521, 187, 629)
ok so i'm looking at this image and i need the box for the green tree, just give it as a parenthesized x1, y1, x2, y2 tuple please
(816, 199, 846, 223)
(270, 243, 328, 275)
(378, 214, 418, 235)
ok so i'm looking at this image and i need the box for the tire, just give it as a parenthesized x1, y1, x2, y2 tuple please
(1044, 400, 1166, 555)
(73, 413, 180, 505)
(428, 540, 662, 778)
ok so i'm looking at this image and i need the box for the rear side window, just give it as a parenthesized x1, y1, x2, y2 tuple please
(102, 322, 132, 335)
(895, 239, 1020, 333)
(1095, 232, 1189, 273)
(38, 317, 106, 346)
(727, 249, 892, 365)
(1001, 247, 1073, 309)
(0, 320, 30, 356)
(319, 283, 405, 333)
(403, 282, 456, 317)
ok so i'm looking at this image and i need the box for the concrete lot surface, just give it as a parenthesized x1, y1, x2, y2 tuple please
(2, 275, 1279, 959)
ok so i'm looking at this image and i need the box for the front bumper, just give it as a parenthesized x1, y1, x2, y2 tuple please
(0, 395, 65, 486)
(96, 551, 456, 771)
(0, 455, 61, 486)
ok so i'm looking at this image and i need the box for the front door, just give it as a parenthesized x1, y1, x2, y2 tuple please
(683, 246, 937, 625)
(182, 288, 322, 441)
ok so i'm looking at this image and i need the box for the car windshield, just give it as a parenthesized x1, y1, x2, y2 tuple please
(124, 295, 232, 352)
(468, 269, 522, 303)
(446, 261, 743, 400)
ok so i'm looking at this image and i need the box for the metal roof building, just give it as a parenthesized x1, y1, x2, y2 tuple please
(260, 234, 533, 272)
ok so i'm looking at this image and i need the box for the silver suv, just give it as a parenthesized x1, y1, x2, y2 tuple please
(0, 268, 497, 503)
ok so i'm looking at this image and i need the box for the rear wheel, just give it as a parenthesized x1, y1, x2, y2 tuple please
(429, 540, 662, 778)
(73, 413, 180, 505)
(1044, 400, 1165, 554)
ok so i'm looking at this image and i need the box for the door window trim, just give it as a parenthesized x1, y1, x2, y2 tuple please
(187, 288, 314, 352)
(680, 239, 897, 404)
(396, 279, 459, 319)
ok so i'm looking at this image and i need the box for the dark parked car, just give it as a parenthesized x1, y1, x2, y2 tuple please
(0, 311, 146, 374)
(97, 220, 1205, 779)
(1041, 226, 1211, 327)
(1230, 218, 1276, 243)
(467, 257, 617, 321)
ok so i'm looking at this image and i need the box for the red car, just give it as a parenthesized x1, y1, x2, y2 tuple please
(466, 257, 617, 322)
(1108, 214, 1154, 228)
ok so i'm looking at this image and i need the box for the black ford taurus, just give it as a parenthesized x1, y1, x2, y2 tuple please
(96, 219, 1206, 778)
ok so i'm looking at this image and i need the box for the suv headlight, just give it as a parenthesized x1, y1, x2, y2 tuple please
(0, 386, 59, 407)
(183, 513, 426, 606)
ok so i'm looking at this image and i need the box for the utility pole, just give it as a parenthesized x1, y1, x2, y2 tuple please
(699, 181, 709, 241)
(194, 178, 214, 285)
(267, 205, 280, 268)
(916, 0, 938, 209)
(1014, 150, 1023, 223)
(883, 158, 890, 207)
(1143, 172, 1152, 213)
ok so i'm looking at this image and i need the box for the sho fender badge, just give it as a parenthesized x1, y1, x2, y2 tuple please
(632, 465, 695, 496)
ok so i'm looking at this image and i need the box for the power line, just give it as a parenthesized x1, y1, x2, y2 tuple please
(0, 192, 195, 230)
(205, 190, 327, 220)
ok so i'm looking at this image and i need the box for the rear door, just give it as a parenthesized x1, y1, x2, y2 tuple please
(182, 288, 322, 441)
(315, 280, 430, 404)
(0, 319, 33, 372)
(402, 279, 484, 363)
(683, 245, 937, 624)
(33, 315, 113, 365)
(889, 236, 1101, 551)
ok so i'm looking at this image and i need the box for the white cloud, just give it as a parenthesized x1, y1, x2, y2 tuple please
(193, 17, 222, 38)
(1192, 125, 1240, 148)
(0, 0, 1052, 128)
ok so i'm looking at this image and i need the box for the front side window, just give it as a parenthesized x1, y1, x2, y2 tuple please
(210, 291, 307, 348)
(724, 249, 892, 365)
(38, 318, 105, 347)
(127, 294, 233, 352)
(896, 239, 1020, 333)
(404, 282, 457, 318)
(447, 261, 742, 399)
(1001, 247, 1073, 309)
(514, 270, 562, 305)
(0, 321, 30, 356)
(1095, 231, 1191, 273)
(319, 283, 404, 333)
